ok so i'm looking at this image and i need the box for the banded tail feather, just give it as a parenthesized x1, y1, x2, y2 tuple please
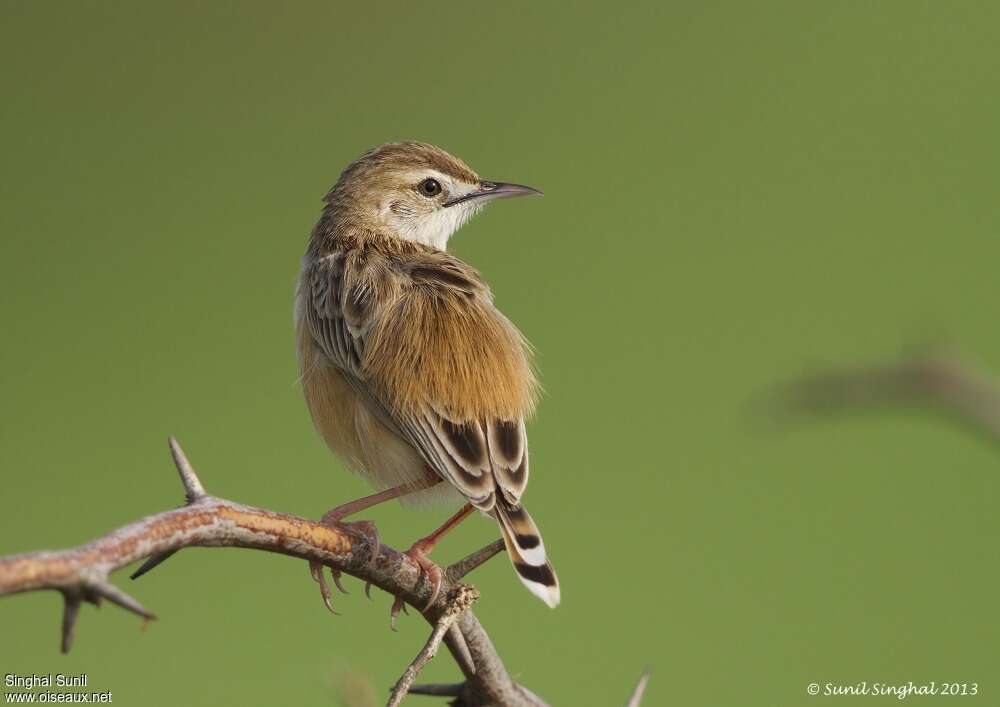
(494, 499, 560, 608)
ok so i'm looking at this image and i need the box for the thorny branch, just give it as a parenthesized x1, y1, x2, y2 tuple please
(0, 439, 545, 707)
(0, 438, 650, 706)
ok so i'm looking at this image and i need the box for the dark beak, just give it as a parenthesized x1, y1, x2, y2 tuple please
(443, 181, 543, 207)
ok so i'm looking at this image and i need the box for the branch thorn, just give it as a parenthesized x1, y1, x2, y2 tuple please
(168, 436, 207, 503)
(58, 581, 155, 654)
(130, 549, 179, 580)
(625, 667, 651, 707)
(408, 682, 464, 697)
(92, 580, 156, 621)
(60, 595, 82, 654)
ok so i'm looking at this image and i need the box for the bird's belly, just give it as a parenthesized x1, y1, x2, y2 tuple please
(301, 358, 368, 469)
(298, 334, 437, 495)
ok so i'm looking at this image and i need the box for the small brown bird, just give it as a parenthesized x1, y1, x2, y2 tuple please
(295, 141, 559, 614)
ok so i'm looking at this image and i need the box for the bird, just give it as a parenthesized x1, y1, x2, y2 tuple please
(294, 141, 559, 619)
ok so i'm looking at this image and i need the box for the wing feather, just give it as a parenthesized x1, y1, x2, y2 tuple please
(487, 418, 529, 504)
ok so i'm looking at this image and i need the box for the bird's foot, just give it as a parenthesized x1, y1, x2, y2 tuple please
(319, 507, 382, 566)
(308, 511, 381, 615)
(389, 539, 444, 631)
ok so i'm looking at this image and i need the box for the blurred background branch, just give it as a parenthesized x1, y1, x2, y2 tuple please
(768, 347, 1000, 444)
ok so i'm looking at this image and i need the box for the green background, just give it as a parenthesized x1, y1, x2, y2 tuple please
(1, 2, 998, 705)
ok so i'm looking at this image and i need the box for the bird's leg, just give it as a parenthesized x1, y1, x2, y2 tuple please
(390, 503, 476, 629)
(310, 477, 442, 614)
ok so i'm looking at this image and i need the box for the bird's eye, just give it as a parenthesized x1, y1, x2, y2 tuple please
(418, 178, 442, 197)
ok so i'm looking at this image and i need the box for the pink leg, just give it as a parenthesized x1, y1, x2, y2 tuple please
(410, 503, 476, 554)
(320, 477, 441, 525)
(310, 477, 443, 614)
(390, 504, 476, 629)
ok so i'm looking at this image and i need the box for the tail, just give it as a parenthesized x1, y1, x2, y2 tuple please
(494, 499, 560, 608)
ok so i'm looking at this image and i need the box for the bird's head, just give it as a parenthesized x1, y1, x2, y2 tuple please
(323, 141, 541, 250)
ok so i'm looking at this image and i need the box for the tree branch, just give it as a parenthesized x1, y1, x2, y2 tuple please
(0, 438, 548, 707)
(388, 585, 479, 707)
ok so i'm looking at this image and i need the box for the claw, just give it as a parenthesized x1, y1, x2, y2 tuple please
(330, 568, 349, 595)
(384, 543, 444, 628)
(390, 595, 405, 632)
(306, 512, 383, 615)
(309, 561, 341, 615)
(405, 544, 443, 611)
(419, 564, 442, 610)
(364, 582, 374, 600)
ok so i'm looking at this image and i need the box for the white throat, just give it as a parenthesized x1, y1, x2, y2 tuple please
(395, 201, 481, 250)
